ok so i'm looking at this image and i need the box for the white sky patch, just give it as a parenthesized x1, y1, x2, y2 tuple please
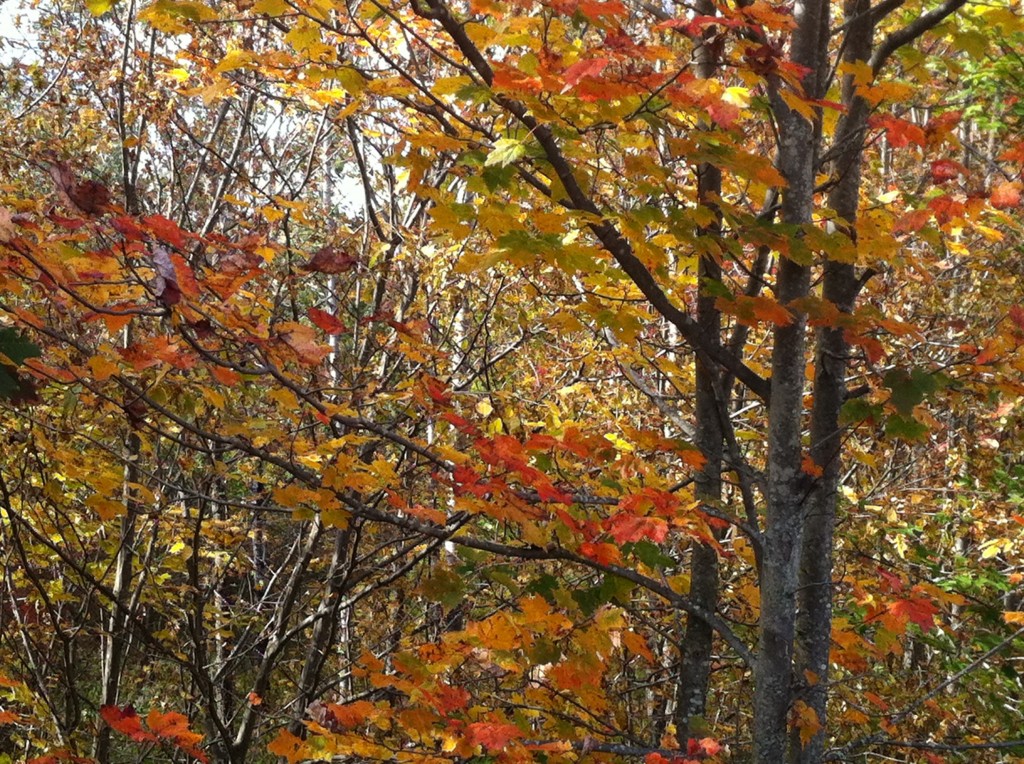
(0, 0, 38, 64)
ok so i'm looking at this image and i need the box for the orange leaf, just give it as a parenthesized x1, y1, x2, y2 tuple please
(801, 455, 823, 478)
(267, 729, 306, 764)
(580, 541, 622, 565)
(277, 322, 331, 363)
(325, 700, 375, 728)
(791, 700, 821, 747)
(210, 365, 242, 386)
(991, 181, 1022, 209)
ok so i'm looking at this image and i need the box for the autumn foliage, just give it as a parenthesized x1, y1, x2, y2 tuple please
(1, 0, 1024, 763)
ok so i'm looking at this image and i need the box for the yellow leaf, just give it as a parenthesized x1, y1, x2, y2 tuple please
(215, 49, 255, 74)
(286, 19, 322, 53)
(792, 700, 822, 747)
(1004, 611, 1024, 625)
(261, 205, 285, 222)
(253, 0, 289, 14)
(779, 89, 816, 122)
(322, 507, 350, 528)
(86, 0, 116, 15)
(87, 495, 127, 521)
(723, 86, 750, 107)
(476, 398, 493, 416)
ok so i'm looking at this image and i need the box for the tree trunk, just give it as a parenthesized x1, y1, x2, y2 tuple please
(754, 1, 828, 760)
(790, 2, 874, 760)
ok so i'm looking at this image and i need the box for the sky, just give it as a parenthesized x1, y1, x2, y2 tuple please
(0, 1, 35, 63)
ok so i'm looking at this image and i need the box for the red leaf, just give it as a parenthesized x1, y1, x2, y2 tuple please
(1010, 305, 1024, 331)
(930, 159, 965, 183)
(877, 566, 904, 593)
(698, 737, 722, 755)
(308, 307, 347, 334)
(144, 214, 187, 249)
(428, 683, 470, 713)
(869, 115, 926, 148)
(605, 514, 668, 545)
(560, 57, 610, 92)
(423, 376, 451, 404)
(466, 721, 524, 752)
(576, 0, 626, 19)
(111, 215, 146, 240)
(888, 596, 939, 631)
(893, 208, 931, 234)
(100, 705, 156, 743)
(171, 253, 200, 298)
(210, 365, 242, 386)
(801, 454, 823, 478)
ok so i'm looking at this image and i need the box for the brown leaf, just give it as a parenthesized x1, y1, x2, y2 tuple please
(47, 161, 111, 217)
(302, 246, 358, 274)
(152, 246, 181, 306)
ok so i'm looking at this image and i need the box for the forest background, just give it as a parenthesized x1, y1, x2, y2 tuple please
(2, 0, 1024, 762)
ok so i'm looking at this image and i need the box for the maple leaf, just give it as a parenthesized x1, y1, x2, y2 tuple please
(143, 214, 188, 249)
(466, 721, 524, 751)
(147, 710, 209, 762)
(560, 57, 610, 92)
(267, 729, 306, 764)
(580, 541, 622, 565)
(930, 158, 965, 183)
(277, 321, 331, 363)
(887, 596, 939, 631)
(26, 753, 94, 764)
(100, 705, 156, 743)
(869, 115, 926, 148)
(801, 454, 823, 478)
(791, 700, 821, 747)
(302, 246, 359, 274)
(325, 700, 375, 728)
(991, 181, 1022, 209)
(0, 206, 17, 243)
(605, 514, 669, 545)
(308, 307, 347, 334)
(47, 161, 112, 216)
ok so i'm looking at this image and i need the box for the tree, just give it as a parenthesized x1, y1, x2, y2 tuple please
(2, 0, 1024, 763)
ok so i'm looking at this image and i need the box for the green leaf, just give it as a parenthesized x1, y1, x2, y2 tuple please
(884, 368, 940, 416)
(485, 138, 526, 168)
(418, 566, 467, 608)
(0, 328, 40, 402)
(840, 398, 881, 425)
(885, 414, 929, 441)
(625, 541, 676, 570)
